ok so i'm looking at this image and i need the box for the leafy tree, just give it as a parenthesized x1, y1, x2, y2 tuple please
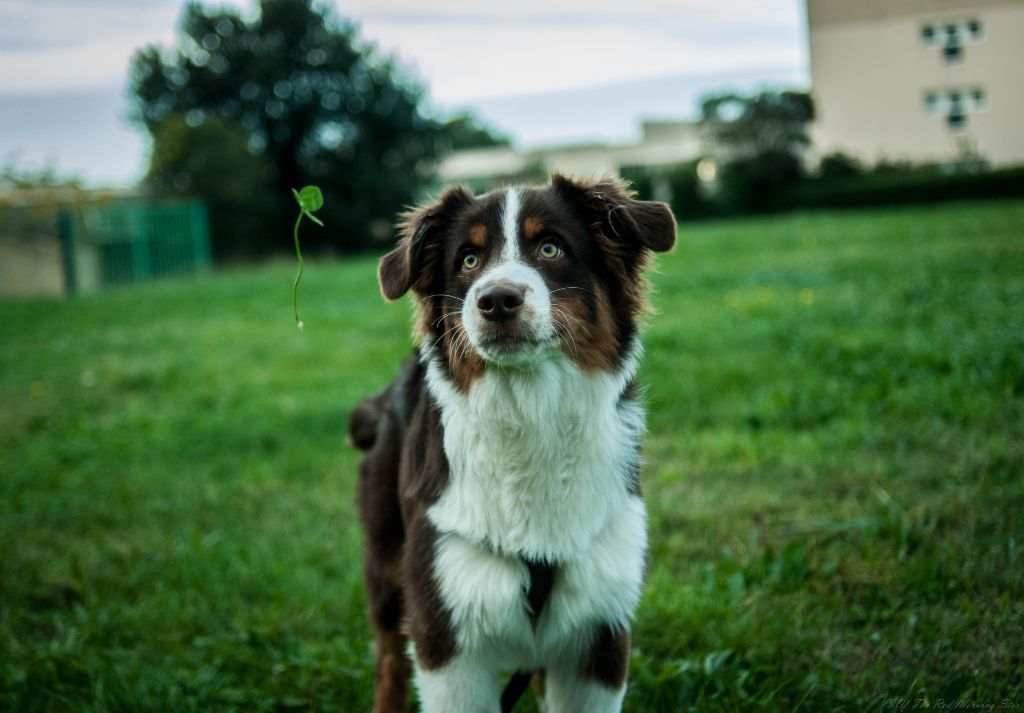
(129, 0, 448, 256)
(818, 151, 863, 180)
(441, 113, 511, 150)
(145, 115, 273, 260)
(700, 90, 814, 213)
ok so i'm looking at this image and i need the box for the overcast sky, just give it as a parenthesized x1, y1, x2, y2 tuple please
(0, 0, 808, 186)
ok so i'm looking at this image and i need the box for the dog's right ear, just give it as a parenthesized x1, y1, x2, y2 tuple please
(378, 186, 474, 301)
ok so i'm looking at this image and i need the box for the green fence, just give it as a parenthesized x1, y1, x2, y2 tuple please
(62, 199, 211, 292)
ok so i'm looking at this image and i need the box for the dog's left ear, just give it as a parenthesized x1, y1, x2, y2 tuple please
(378, 185, 474, 301)
(551, 173, 677, 253)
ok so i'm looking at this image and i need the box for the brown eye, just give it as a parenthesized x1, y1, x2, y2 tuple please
(539, 241, 561, 259)
(462, 251, 479, 270)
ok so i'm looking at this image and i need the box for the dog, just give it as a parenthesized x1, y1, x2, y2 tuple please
(349, 174, 676, 712)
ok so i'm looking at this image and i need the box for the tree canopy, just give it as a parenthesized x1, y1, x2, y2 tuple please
(699, 89, 815, 213)
(130, 0, 501, 258)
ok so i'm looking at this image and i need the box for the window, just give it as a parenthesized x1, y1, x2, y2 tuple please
(925, 92, 941, 114)
(947, 92, 965, 129)
(966, 19, 982, 40)
(944, 42, 963, 61)
(970, 88, 987, 111)
(921, 24, 936, 44)
(945, 24, 958, 41)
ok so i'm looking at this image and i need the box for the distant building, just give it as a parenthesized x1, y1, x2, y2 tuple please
(437, 120, 701, 191)
(807, 0, 1024, 167)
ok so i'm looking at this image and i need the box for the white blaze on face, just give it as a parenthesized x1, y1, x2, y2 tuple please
(461, 187, 554, 363)
(500, 187, 522, 263)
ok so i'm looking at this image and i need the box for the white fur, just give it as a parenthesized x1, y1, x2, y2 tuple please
(415, 496, 645, 712)
(500, 186, 522, 262)
(546, 662, 627, 713)
(428, 495, 648, 661)
(413, 347, 647, 712)
(424, 349, 644, 559)
(414, 650, 501, 713)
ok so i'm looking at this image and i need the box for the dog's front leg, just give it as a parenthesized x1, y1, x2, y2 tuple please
(543, 662, 627, 712)
(413, 652, 501, 713)
(543, 623, 630, 713)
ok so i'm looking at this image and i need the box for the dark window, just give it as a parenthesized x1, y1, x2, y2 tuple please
(948, 92, 965, 129)
(944, 42, 962, 61)
(945, 24, 958, 40)
(972, 88, 986, 110)
(967, 19, 982, 39)
(925, 92, 939, 113)
(922, 24, 935, 43)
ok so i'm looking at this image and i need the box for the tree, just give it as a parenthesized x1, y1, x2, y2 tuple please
(145, 115, 273, 260)
(129, 0, 448, 256)
(700, 90, 814, 213)
(440, 113, 511, 151)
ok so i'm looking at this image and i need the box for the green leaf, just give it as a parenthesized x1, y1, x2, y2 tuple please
(294, 185, 324, 213)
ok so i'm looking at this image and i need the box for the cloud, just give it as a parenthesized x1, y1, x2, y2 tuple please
(0, 0, 249, 94)
(0, 0, 804, 101)
(361, 19, 802, 103)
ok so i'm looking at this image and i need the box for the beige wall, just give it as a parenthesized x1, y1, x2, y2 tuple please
(0, 239, 65, 297)
(438, 121, 702, 187)
(808, 0, 1024, 166)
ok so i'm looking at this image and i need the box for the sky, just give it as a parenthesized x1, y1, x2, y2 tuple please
(0, 0, 808, 186)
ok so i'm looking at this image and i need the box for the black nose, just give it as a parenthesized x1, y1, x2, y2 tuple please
(477, 283, 525, 323)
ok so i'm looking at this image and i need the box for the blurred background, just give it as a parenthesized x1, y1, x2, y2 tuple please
(1, 1, 1022, 710)
(2, 0, 1021, 293)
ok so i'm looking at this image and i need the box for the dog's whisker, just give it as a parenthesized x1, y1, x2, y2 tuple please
(417, 293, 465, 305)
(550, 286, 596, 296)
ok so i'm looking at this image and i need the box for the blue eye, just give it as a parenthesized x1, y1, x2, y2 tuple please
(539, 241, 561, 259)
(462, 251, 479, 270)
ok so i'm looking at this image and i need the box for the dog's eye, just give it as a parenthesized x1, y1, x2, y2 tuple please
(462, 251, 480, 271)
(538, 241, 561, 259)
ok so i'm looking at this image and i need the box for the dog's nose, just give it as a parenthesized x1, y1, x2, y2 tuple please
(477, 283, 525, 323)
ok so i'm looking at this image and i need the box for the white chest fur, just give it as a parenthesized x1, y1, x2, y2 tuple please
(424, 348, 645, 561)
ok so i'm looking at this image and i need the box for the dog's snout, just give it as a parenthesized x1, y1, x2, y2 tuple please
(477, 283, 525, 323)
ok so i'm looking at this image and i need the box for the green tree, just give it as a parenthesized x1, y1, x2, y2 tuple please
(129, 0, 447, 256)
(700, 90, 814, 213)
(440, 112, 511, 150)
(145, 115, 273, 260)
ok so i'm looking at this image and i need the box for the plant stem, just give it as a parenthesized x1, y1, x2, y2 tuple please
(292, 211, 304, 329)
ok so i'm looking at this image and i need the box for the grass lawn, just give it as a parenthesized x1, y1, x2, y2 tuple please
(2, 201, 1022, 711)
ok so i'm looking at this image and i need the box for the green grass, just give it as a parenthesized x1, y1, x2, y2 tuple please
(2, 201, 1023, 711)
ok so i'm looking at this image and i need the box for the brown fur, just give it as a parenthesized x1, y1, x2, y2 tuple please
(523, 215, 544, 240)
(551, 278, 622, 373)
(580, 624, 631, 689)
(467, 224, 487, 248)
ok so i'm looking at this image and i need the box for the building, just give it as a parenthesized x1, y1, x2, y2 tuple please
(807, 0, 1024, 167)
(437, 120, 701, 191)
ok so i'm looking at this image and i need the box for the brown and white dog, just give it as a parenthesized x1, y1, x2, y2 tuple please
(349, 174, 676, 713)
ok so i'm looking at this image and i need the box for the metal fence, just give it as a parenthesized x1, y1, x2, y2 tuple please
(63, 199, 212, 292)
(1, 198, 212, 297)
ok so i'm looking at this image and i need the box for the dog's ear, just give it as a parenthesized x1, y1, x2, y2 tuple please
(551, 173, 677, 253)
(378, 185, 475, 301)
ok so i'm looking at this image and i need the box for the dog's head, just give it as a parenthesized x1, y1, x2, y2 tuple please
(378, 174, 676, 389)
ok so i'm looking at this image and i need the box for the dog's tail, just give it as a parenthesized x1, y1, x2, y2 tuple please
(347, 353, 420, 452)
(348, 393, 384, 451)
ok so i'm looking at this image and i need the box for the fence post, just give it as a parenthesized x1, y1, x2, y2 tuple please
(58, 209, 77, 296)
(190, 201, 212, 272)
(130, 205, 151, 282)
